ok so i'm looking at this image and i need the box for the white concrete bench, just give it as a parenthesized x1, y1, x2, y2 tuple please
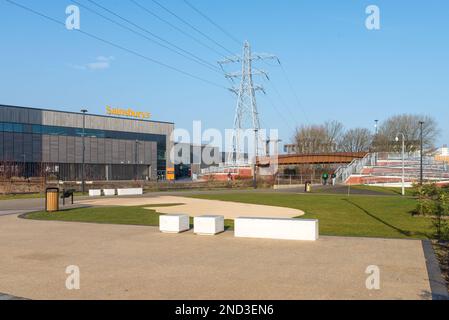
(103, 189, 116, 196)
(117, 188, 143, 196)
(88, 189, 102, 197)
(234, 217, 319, 241)
(194, 215, 224, 235)
(159, 214, 190, 233)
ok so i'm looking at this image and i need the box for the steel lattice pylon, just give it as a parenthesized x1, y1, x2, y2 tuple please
(219, 41, 277, 165)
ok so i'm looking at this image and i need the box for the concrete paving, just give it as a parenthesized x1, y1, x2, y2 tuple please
(0, 213, 434, 300)
(80, 196, 304, 219)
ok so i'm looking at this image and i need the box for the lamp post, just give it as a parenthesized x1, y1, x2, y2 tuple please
(253, 129, 258, 189)
(395, 133, 405, 196)
(419, 121, 424, 185)
(374, 120, 379, 164)
(134, 140, 141, 181)
(81, 109, 88, 194)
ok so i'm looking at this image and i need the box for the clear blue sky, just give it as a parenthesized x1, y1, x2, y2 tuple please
(1, 0, 448, 146)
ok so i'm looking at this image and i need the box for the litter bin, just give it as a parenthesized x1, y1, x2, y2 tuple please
(45, 187, 60, 212)
(305, 181, 312, 193)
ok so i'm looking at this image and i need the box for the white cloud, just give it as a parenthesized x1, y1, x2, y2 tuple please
(71, 56, 115, 71)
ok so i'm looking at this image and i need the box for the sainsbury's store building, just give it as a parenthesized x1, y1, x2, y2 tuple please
(0, 104, 174, 181)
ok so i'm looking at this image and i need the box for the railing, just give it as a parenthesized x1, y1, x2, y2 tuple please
(335, 153, 376, 183)
(275, 175, 324, 186)
(200, 163, 251, 175)
(335, 152, 449, 184)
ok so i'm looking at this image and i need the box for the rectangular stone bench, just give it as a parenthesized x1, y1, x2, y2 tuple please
(234, 217, 319, 241)
(117, 188, 143, 196)
(103, 189, 116, 196)
(88, 189, 102, 197)
(194, 215, 224, 235)
(159, 214, 190, 233)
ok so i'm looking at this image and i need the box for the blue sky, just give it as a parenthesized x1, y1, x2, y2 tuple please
(0, 0, 448, 146)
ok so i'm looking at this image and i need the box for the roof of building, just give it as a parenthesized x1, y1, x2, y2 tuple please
(0, 104, 174, 125)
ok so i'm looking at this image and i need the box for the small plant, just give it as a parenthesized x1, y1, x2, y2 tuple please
(413, 183, 449, 240)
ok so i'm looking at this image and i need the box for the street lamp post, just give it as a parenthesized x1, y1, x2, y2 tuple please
(134, 140, 141, 181)
(419, 121, 424, 185)
(81, 109, 88, 194)
(253, 129, 258, 189)
(374, 120, 379, 164)
(395, 133, 405, 196)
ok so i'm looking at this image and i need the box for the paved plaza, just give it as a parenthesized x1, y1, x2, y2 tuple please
(0, 210, 436, 300)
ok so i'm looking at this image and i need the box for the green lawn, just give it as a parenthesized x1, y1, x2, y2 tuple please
(0, 192, 85, 201)
(23, 192, 434, 240)
(350, 185, 416, 196)
(24, 204, 235, 229)
(0, 193, 46, 201)
(189, 193, 433, 239)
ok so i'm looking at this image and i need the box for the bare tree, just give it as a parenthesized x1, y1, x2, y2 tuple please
(294, 121, 344, 153)
(294, 125, 327, 153)
(374, 114, 439, 152)
(341, 128, 373, 152)
(324, 120, 344, 151)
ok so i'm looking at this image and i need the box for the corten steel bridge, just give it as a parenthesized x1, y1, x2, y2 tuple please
(259, 152, 368, 166)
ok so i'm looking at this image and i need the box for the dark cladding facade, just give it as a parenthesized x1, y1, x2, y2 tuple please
(0, 105, 174, 181)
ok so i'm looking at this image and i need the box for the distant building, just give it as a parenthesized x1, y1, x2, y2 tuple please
(0, 104, 174, 181)
(435, 145, 449, 163)
(283, 144, 298, 154)
(173, 143, 220, 178)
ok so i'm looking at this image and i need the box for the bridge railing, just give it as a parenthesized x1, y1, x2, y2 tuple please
(335, 153, 376, 183)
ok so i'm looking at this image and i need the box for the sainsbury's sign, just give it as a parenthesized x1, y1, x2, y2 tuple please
(106, 106, 151, 120)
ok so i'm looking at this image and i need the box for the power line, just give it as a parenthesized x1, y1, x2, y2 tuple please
(261, 93, 296, 134)
(264, 76, 300, 128)
(278, 60, 310, 124)
(150, 0, 236, 56)
(5, 0, 226, 89)
(85, 0, 221, 73)
(70, 0, 221, 74)
(182, 0, 241, 46)
(128, 0, 227, 59)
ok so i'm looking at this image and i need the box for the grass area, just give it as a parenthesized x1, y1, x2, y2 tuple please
(24, 204, 235, 229)
(350, 185, 416, 196)
(189, 193, 433, 239)
(0, 193, 46, 201)
(0, 192, 85, 201)
(23, 192, 434, 240)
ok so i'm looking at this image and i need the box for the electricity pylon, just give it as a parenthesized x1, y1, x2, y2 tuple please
(219, 41, 278, 165)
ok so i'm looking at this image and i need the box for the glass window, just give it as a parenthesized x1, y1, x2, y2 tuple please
(24, 124, 33, 133)
(0, 121, 166, 144)
(13, 124, 23, 132)
(32, 124, 42, 134)
(3, 123, 13, 132)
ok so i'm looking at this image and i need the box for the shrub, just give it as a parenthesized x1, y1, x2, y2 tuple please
(414, 183, 449, 240)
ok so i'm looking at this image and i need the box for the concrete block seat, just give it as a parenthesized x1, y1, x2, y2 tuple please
(103, 189, 116, 196)
(117, 188, 143, 196)
(88, 189, 102, 197)
(159, 214, 190, 233)
(235, 217, 319, 241)
(194, 215, 225, 235)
